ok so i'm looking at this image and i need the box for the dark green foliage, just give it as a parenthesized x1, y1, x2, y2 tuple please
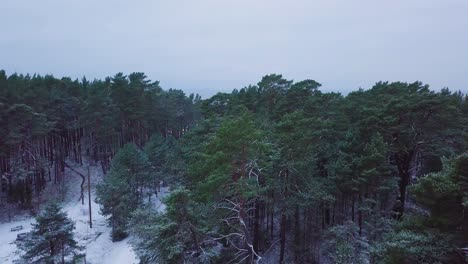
(324, 222, 369, 264)
(257, 74, 292, 115)
(3, 69, 467, 263)
(411, 154, 468, 240)
(96, 143, 150, 241)
(371, 229, 457, 264)
(454, 154, 468, 208)
(176, 75, 467, 263)
(0, 70, 199, 209)
(131, 188, 207, 264)
(15, 202, 81, 264)
(144, 135, 184, 186)
(412, 168, 461, 227)
(190, 110, 263, 201)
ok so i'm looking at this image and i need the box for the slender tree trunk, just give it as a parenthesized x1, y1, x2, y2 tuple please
(270, 198, 274, 238)
(358, 192, 363, 236)
(88, 166, 92, 228)
(294, 206, 301, 261)
(253, 200, 260, 253)
(279, 213, 287, 264)
(396, 171, 410, 219)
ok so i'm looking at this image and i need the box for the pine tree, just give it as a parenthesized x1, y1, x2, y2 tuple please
(144, 134, 184, 187)
(15, 202, 81, 264)
(131, 188, 205, 264)
(96, 143, 150, 241)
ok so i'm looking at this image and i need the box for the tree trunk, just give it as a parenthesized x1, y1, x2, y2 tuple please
(279, 213, 287, 264)
(253, 200, 260, 253)
(88, 167, 92, 228)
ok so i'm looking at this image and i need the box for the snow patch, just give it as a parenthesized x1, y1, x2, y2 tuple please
(0, 217, 34, 263)
(0, 162, 139, 264)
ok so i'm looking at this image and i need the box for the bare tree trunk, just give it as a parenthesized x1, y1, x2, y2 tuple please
(88, 166, 92, 228)
(279, 213, 287, 264)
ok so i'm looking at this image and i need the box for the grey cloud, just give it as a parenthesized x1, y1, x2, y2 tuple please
(1, 0, 467, 97)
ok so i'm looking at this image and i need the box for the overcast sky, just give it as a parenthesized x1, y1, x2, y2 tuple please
(1, 0, 467, 97)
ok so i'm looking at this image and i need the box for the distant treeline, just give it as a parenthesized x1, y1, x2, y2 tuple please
(0, 70, 201, 207)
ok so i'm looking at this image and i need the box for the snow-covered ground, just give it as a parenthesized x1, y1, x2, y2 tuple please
(0, 216, 34, 263)
(61, 163, 138, 264)
(0, 162, 170, 264)
(149, 186, 169, 213)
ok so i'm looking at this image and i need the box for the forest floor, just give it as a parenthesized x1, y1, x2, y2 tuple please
(0, 161, 169, 264)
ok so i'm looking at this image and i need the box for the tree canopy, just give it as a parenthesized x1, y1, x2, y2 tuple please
(2, 69, 467, 263)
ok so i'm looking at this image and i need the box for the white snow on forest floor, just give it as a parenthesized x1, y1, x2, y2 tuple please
(0, 216, 34, 263)
(0, 161, 170, 264)
(149, 186, 170, 213)
(61, 163, 138, 264)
